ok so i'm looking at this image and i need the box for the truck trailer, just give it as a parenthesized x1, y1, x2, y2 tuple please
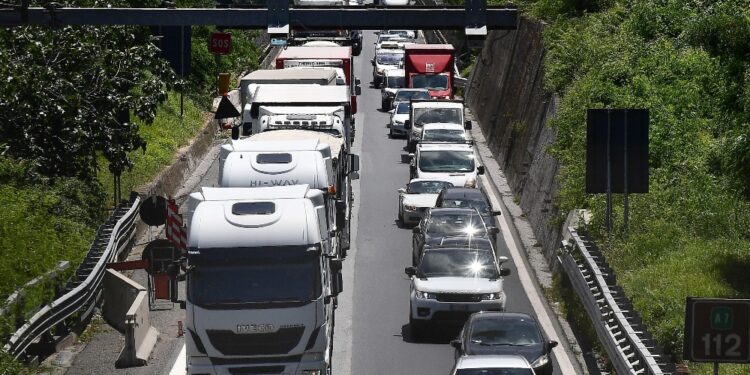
(403, 44, 455, 99)
(184, 185, 342, 375)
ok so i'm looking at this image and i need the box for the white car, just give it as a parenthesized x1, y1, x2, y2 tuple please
(450, 355, 536, 375)
(397, 179, 454, 225)
(388, 101, 411, 137)
(382, 0, 410, 5)
(409, 142, 484, 188)
(405, 247, 510, 339)
(389, 87, 431, 112)
(421, 122, 471, 143)
(383, 29, 416, 40)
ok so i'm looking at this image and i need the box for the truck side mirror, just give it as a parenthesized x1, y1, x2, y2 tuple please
(464, 120, 472, 130)
(231, 126, 240, 140)
(335, 201, 347, 229)
(498, 256, 509, 264)
(450, 339, 462, 349)
(330, 259, 343, 272)
(404, 266, 416, 277)
(397, 188, 406, 194)
(404, 119, 411, 129)
(355, 78, 361, 85)
(412, 226, 421, 234)
(355, 85, 362, 96)
(492, 210, 502, 216)
(332, 269, 344, 295)
(477, 166, 485, 175)
(490, 227, 500, 235)
(348, 154, 360, 174)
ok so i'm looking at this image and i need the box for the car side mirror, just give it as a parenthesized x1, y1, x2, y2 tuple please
(404, 119, 411, 129)
(490, 227, 500, 235)
(477, 165, 485, 175)
(371, 59, 375, 65)
(492, 210, 502, 216)
(548, 340, 559, 350)
(412, 226, 421, 234)
(404, 266, 416, 277)
(398, 188, 406, 194)
(499, 268, 511, 277)
(464, 120, 472, 130)
(389, 109, 395, 114)
(450, 339, 461, 349)
(498, 256, 509, 264)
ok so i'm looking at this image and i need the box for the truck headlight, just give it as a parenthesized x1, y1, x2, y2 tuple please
(301, 352, 324, 362)
(415, 290, 436, 299)
(481, 292, 502, 300)
(303, 371, 322, 375)
(404, 204, 417, 211)
(531, 354, 549, 368)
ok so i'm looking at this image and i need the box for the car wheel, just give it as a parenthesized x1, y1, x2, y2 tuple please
(389, 127, 394, 138)
(382, 98, 388, 110)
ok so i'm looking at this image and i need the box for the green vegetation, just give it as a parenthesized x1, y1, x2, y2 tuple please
(0, 1, 263, 371)
(507, 0, 750, 373)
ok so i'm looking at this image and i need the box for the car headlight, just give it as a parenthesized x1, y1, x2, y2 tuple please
(531, 354, 549, 368)
(302, 371, 322, 375)
(481, 292, 502, 300)
(415, 290, 436, 299)
(404, 204, 417, 211)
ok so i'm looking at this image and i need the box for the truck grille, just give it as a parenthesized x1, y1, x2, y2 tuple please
(228, 366, 286, 374)
(435, 293, 482, 303)
(207, 327, 305, 356)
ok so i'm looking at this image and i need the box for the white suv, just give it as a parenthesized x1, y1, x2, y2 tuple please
(409, 142, 484, 188)
(404, 100, 468, 151)
(450, 355, 536, 375)
(405, 247, 510, 340)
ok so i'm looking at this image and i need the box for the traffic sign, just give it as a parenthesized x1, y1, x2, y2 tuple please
(209, 32, 231, 55)
(684, 297, 750, 363)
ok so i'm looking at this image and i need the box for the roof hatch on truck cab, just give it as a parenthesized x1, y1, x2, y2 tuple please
(256, 153, 293, 164)
(232, 202, 275, 215)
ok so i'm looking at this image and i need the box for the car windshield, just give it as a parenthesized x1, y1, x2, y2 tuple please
(423, 129, 466, 142)
(376, 52, 403, 65)
(396, 102, 411, 114)
(395, 90, 430, 101)
(386, 75, 405, 88)
(418, 250, 498, 278)
(407, 180, 453, 194)
(412, 74, 449, 90)
(419, 150, 475, 173)
(441, 197, 490, 214)
(426, 213, 487, 236)
(413, 108, 462, 125)
(188, 246, 321, 307)
(469, 318, 542, 346)
(455, 369, 533, 375)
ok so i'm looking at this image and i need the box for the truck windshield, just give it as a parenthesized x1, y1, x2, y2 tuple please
(419, 150, 474, 173)
(418, 249, 498, 278)
(395, 90, 430, 102)
(386, 76, 405, 88)
(413, 108, 462, 126)
(412, 74, 449, 90)
(187, 246, 322, 308)
(423, 129, 466, 142)
(376, 53, 403, 65)
(456, 369, 533, 375)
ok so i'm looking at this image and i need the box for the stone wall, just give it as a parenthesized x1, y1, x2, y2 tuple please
(465, 18, 563, 261)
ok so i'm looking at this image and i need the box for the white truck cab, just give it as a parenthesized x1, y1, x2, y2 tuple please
(409, 142, 485, 188)
(420, 122, 470, 143)
(404, 100, 471, 151)
(184, 185, 342, 375)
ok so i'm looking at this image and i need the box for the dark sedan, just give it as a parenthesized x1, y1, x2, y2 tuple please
(411, 208, 498, 266)
(435, 188, 501, 242)
(452, 312, 558, 375)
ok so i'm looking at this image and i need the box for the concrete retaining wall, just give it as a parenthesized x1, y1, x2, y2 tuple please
(464, 18, 563, 261)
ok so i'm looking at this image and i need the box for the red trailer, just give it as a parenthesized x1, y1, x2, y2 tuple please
(404, 44, 455, 99)
(276, 46, 359, 113)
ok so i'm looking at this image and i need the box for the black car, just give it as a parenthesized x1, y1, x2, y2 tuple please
(451, 312, 558, 375)
(435, 188, 501, 242)
(411, 208, 498, 266)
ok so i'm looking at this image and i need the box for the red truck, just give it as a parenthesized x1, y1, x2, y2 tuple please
(404, 44, 455, 99)
(276, 46, 360, 114)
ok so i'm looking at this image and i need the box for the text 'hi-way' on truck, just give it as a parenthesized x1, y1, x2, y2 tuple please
(404, 44, 455, 99)
(184, 185, 342, 375)
(218, 130, 359, 257)
(276, 46, 362, 114)
(404, 99, 471, 152)
(240, 84, 354, 148)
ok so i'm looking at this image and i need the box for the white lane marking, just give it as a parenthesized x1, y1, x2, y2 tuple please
(168, 344, 186, 375)
(479, 172, 579, 374)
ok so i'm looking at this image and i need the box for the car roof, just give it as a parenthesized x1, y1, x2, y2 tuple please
(408, 178, 453, 185)
(441, 188, 485, 200)
(429, 207, 478, 216)
(470, 311, 536, 323)
(423, 123, 465, 130)
(456, 355, 532, 369)
(418, 143, 474, 151)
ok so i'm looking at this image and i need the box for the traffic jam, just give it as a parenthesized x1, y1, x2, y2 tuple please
(179, 28, 557, 375)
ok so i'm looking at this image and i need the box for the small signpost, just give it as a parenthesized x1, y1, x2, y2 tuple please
(684, 298, 750, 374)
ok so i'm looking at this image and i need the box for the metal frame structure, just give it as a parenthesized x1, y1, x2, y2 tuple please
(0, 2, 518, 38)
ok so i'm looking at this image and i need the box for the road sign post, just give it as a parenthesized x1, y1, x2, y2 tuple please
(684, 297, 750, 372)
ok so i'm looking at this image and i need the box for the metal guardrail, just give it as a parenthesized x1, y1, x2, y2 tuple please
(4, 194, 141, 360)
(559, 227, 675, 375)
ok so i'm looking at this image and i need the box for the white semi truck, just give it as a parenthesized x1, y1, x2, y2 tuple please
(240, 84, 355, 149)
(218, 130, 359, 256)
(184, 185, 342, 375)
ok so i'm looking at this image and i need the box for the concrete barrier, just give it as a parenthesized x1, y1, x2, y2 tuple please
(116, 291, 159, 368)
(103, 269, 159, 368)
